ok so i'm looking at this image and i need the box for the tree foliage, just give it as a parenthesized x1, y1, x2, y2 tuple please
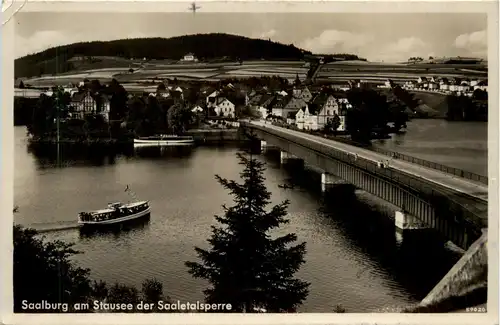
(343, 88, 410, 142)
(185, 152, 310, 312)
(13, 225, 172, 313)
(446, 94, 487, 122)
(323, 113, 341, 135)
(14, 225, 93, 312)
(167, 103, 193, 134)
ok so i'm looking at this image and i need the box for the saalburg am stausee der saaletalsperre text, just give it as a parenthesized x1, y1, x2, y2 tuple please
(21, 300, 233, 312)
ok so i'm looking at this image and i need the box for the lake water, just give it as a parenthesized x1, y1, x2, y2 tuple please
(373, 119, 488, 176)
(14, 119, 484, 312)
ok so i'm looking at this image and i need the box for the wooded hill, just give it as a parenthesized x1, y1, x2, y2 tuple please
(15, 33, 312, 78)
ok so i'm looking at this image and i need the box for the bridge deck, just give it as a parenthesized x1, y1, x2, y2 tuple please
(249, 121, 488, 219)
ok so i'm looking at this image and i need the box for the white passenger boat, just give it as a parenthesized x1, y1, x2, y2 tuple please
(78, 185, 150, 227)
(78, 201, 151, 226)
(133, 134, 194, 146)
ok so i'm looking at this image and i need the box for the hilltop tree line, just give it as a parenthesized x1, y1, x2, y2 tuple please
(15, 33, 311, 78)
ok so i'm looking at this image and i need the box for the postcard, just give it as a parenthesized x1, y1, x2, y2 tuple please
(2, 1, 498, 324)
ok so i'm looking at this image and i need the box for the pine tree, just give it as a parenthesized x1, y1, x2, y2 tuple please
(185, 150, 310, 313)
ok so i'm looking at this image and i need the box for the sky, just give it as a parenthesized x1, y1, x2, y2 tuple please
(15, 12, 488, 62)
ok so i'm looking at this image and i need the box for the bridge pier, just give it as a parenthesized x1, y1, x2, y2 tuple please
(395, 210, 429, 231)
(280, 150, 304, 168)
(260, 140, 279, 153)
(321, 172, 349, 192)
(394, 210, 432, 245)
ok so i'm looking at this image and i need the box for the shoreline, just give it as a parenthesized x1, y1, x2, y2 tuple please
(27, 128, 247, 146)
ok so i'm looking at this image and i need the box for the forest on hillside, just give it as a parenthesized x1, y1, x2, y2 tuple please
(15, 33, 311, 78)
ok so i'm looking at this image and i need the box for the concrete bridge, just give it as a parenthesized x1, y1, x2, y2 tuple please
(240, 120, 488, 251)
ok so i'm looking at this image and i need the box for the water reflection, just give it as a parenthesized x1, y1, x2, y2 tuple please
(266, 150, 462, 302)
(26, 142, 197, 168)
(133, 146, 194, 159)
(27, 142, 125, 169)
(317, 192, 461, 300)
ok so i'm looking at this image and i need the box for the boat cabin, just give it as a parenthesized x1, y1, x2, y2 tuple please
(79, 201, 149, 223)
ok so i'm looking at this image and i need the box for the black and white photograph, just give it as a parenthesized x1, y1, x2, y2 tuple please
(4, 1, 497, 320)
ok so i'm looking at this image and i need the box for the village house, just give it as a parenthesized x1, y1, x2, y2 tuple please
(251, 94, 274, 119)
(283, 97, 307, 116)
(470, 79, 482, 87)
(70, 91, 111, 121)
(448, 78, 460, 92)
(292, 86, 313, 102)
(474, 80, 488, 92)
(276, 90, 288, 97)
(191, 105, 204, 114)
(458, 81, 471, 93)
(308, 93, 348, 131)
(206, 90, 220, 108)
(286, 112, 296, 124)
(428, 82, 439, 91)
(404, 81, 416, 89)
(270, 96, 292, 117)
(214, 97, 235, 118)
(181, 53, 198, 62)
(303, 104, 320, 131)
(440, 79, 450, 91)
(417, 77, 428, 84)
(294, 105, 308, 130)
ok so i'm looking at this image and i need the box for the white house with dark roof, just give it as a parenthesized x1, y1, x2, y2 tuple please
(214, 98, 235, 117)
(191, 105, 204, 113)
(206, 90, 220, 108)
(70, 91, 110, 121)
(474, 80, 488, 92)
(182, 53, 198, 62)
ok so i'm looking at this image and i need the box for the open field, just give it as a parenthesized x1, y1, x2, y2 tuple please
(318, 61, 487, 83)
(22, 60, 488, 90)
(23, 61, 309, 86)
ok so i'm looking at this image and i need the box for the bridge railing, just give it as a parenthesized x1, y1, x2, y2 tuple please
(264, 121, 488, 186)
(243, 121, 486, 235)
(369, 147, 488, 185)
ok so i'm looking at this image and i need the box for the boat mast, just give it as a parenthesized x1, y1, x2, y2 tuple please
(125, 185, 138, 202)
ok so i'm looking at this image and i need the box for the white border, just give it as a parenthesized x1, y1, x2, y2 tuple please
(2, 2, 499, 325)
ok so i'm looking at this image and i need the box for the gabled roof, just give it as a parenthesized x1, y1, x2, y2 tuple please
(191, 105, 204, 112)
(215, 97, 233, 106)
(71, 92, 90, 102)
(311, 92, 330, 106)
(477, 80, 488, 86)
(260, 95, 275, 108)
(71, 91, 110, 104)
(249, 94, 263, 105)
(270, 96, 291, 109)
(284, 97, 307, 109)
